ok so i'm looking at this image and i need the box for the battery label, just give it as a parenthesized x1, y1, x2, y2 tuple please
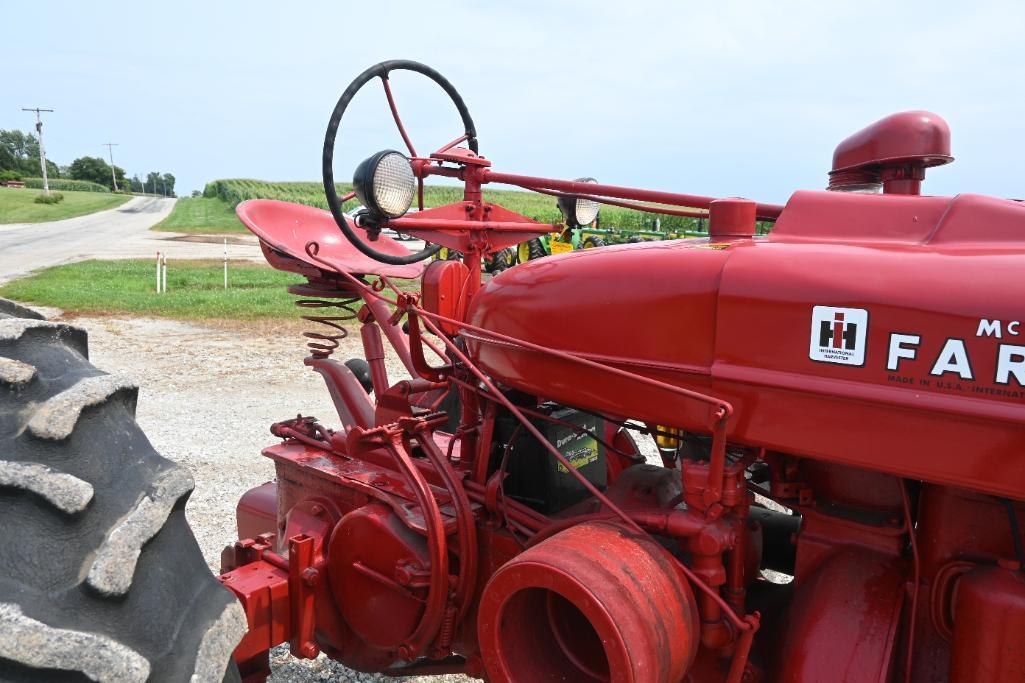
(556, 436, 599, 473)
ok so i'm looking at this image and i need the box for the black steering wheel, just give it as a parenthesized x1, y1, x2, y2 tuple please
(322, 60, 478, 265)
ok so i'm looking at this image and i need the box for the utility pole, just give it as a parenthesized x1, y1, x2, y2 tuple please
(21, 108, 54, 194)
(102, 143, 119, 191)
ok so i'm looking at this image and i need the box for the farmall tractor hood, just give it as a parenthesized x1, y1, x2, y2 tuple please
(467, 187, 1025, 500)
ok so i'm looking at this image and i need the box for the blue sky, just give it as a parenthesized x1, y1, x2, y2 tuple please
(3, 1, 1023, 202)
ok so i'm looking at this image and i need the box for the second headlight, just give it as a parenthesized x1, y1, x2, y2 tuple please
(557, 177, 600, 227)
(353, 150, 416, 220)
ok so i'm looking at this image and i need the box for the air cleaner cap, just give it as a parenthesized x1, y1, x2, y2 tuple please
(828, 111, 953, 194)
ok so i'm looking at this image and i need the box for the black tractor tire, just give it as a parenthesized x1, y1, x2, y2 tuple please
(484, 248, 516, 273)
(0, 299, 246, 682)
(517, 238, 546, 263)
(581, 235, 606, 249)
(436, 247, 464, 262)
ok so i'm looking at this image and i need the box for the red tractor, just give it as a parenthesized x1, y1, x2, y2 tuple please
(2, 59, 1024, 682)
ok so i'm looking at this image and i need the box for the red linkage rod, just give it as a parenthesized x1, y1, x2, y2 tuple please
(479, 170, 785, 221)
(382, 76, 418, 158)
(526, 184, 711, 219)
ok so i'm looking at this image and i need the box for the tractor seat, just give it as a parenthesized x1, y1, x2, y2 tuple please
(236, 199, 427, 279)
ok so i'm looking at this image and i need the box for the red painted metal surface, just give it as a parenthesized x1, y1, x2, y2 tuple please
(218, 65, 1025, 683)
(235, 481, 277, 540)
(477, 521, 700, 683)
(236, 199, 426, 279)
(467, 190, 1025, 499)
(829, 111, 952, 194)
(421, 259, 471, 336)
(388, 200, 550, 253)
(708, 198, 756, 241)
(219, 546, 290, 681)
(949, 565, 1025, 681)
(773, 549, 905, 681)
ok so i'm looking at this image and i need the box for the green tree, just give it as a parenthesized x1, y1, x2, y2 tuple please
(0, 144, 16, 173)
(67, 157, 127, 190)
(161, 173, 176, 197)
(69, 156, 113, 187)
(17, 156, 59, 179)
(0, 129, 59, 178)
(0, 130, 35, 161)
(146, 171, 162, 195)
(129, 175, 144, 193)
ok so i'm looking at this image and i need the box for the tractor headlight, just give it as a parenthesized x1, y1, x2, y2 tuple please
(558, 177, 600, 227)
(353, 150, 415, 219)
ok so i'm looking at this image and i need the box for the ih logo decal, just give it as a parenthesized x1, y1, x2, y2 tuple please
(809, 306, 868, 366)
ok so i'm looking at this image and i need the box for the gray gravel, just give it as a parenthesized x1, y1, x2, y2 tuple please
(45, 310, 474, 682)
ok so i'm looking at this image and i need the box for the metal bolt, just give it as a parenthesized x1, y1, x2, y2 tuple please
(300, 643, 320, 659)
(311, 504, 324, 516)
(301, 567, 321, 587)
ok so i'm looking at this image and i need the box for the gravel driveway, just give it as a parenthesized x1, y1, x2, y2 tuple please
(41, 309, 473, 682)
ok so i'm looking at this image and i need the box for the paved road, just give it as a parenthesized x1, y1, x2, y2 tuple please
(0, 197, 278, 285)
(0, 197, 178, 284)
(0, 197, 432, 285)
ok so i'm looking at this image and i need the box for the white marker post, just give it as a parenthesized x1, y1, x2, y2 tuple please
(162, 254, 167, 293)
(223, 238, 228, 289)
(156, 251, 162, 293)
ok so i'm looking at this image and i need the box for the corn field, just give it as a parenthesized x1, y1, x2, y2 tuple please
(23, 178, 110, 193)
(202, 178, 713, 232)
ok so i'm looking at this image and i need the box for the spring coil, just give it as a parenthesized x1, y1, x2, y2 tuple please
(295, 297, 361, 358)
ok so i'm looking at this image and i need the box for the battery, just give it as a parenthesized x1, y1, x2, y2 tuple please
(490, 406, 606, 514)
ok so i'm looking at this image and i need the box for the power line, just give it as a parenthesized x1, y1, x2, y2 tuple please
(21, 108, 53, 194)
(102, 143, 119, 192)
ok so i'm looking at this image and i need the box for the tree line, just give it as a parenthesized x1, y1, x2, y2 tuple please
(0, 129, 175, 196)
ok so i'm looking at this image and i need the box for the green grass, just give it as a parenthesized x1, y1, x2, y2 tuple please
(0, 186, 131, 224)
(152, 196, 247, 233)
(0, 259, 302, 320)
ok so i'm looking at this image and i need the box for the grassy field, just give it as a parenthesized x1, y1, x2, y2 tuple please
(186, 178, 709, 233)
(0, 186, 131, 224)
(0, 259, 416, 322)
(0, 259, 301, 320)
(152, 196, 247, 233)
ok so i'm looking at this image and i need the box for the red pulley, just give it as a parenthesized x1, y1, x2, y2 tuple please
(477, 521, 699, 683)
